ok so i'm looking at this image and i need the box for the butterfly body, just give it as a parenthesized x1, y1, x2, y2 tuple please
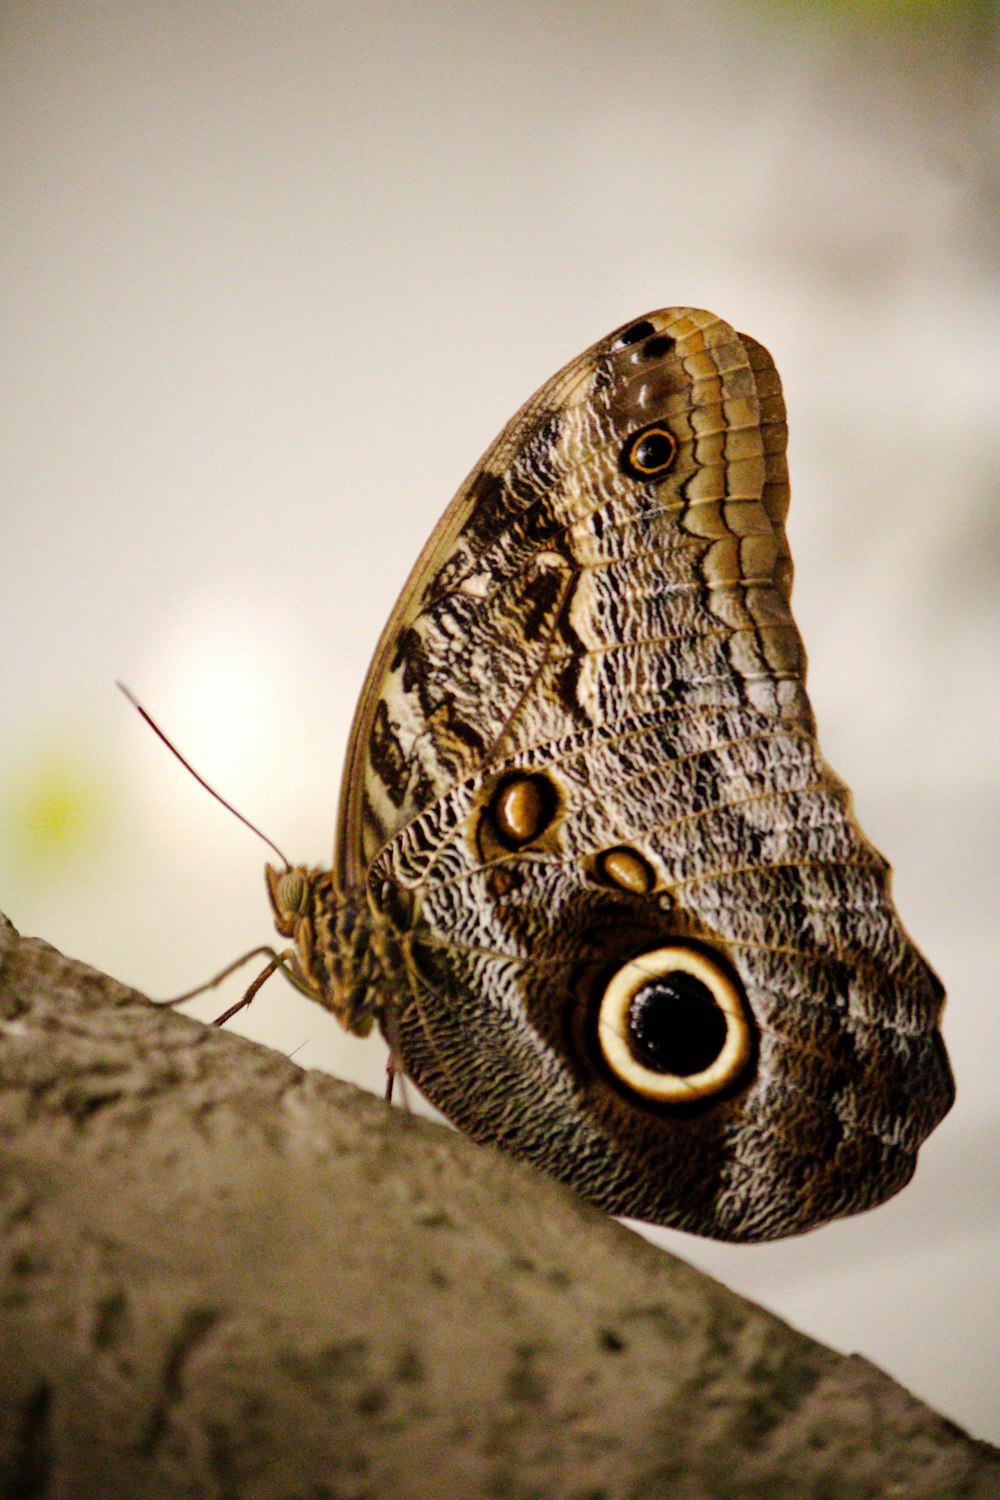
(269, 308, 952, 1242)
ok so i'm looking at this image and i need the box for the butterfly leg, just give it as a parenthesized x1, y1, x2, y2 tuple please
(211, 948, 297, 1026)
(146, 945, 288, 1009)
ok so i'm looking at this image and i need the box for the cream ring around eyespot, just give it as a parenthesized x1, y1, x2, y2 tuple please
(597, 947, 753, 1104)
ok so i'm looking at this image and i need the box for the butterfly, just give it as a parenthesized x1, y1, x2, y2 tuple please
(265, 307, 953, 1242)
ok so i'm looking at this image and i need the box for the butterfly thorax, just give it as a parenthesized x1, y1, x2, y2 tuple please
(265, 862, 391, 1036)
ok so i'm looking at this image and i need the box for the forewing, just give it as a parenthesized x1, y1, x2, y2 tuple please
(337, 309, 800, 888)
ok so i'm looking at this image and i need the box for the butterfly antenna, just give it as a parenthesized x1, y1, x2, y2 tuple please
(117, 681, 292, 870)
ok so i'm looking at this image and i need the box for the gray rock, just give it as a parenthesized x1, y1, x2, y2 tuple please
(0, 914, 996, 1499)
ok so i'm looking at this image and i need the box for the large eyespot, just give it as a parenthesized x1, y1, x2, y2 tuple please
(596, 946, 753, 1104)
(618, 424, 678, 480)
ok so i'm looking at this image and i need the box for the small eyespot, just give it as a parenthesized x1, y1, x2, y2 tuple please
(596, 946, 754, 1104)
(594, 845, 656, 894)
(486, 864, 522, 898)
(489, 773, 557, 849)
(611, 319, 656, 350)
(642, 335, 674, 358)
(618, 424, 678, 481)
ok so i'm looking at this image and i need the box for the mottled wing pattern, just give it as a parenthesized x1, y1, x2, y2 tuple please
(331, 308, 951, 1242)
(338, 311, 798, 884)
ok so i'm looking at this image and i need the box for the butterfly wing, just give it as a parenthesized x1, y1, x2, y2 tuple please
(336, 308, 952, 1241)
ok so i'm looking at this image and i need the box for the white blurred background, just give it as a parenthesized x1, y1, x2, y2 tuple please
(2, 0, 998, 1443)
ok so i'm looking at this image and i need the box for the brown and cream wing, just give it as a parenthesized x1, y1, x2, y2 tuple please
(336, 308, 804, 894)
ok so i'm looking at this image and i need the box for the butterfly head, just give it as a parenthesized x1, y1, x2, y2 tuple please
(265, 862, 384, 1036)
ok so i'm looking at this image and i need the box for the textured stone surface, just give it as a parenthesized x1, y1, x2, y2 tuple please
(0, 914, 996, 1500)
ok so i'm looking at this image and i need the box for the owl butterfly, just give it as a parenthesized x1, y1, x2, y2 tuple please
(268, 307, 952, 1242)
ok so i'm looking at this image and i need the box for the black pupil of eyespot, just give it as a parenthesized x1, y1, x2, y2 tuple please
(628, 974, 728, 1076)
(633, 432, 673, 471)
(642, 335, 674, 357)
(613, 319, 655, 348)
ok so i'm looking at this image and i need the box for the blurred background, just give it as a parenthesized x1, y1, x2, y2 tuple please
(2, 0, 998, 1443)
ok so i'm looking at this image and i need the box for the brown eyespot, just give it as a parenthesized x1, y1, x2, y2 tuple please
(594, 845, 656, 894)
(596, 946, 754, 1104)
(619, 424, 678, 480)
(485, 864, 522, 898)
(611, 319, 656, 349)
(488, 773, 557, 849)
